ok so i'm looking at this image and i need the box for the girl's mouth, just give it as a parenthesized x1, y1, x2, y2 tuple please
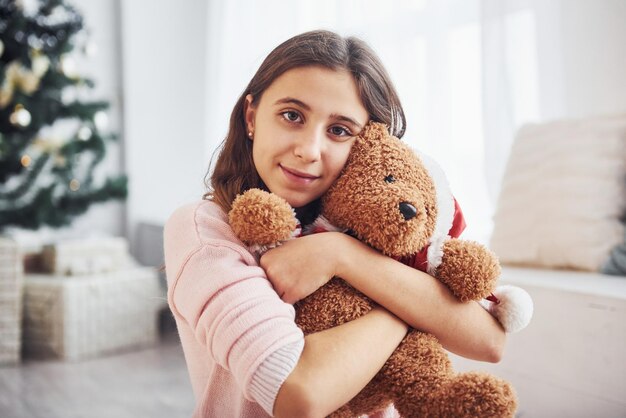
(280, 165, 320, 184)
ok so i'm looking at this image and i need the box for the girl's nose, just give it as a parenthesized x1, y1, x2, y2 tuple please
(294, 128, 322, 162)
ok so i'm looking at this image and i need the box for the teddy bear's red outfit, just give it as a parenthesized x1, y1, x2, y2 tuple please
(394, 198, 466, 272)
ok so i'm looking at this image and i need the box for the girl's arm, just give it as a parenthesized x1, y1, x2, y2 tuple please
(261, 231, 506, 362)
(273, 306, 407, 418)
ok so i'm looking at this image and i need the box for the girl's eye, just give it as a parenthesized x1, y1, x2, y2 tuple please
(329, 126, 351, 137)
(281, 111, 302, 123)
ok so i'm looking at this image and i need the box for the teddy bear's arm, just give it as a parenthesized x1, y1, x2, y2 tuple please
(229, 188, 299, 252)
(435, 238, 500, 302)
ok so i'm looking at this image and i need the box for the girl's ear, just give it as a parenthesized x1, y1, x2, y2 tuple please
(244, 94, 256, 139)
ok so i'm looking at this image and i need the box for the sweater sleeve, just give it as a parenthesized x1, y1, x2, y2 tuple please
(167, 241, 304, 410)
(250, 339, 304, 415)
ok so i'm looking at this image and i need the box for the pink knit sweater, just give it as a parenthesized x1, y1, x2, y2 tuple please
(164, 200, 399, 418)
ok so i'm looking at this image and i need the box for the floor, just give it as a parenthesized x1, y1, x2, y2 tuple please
(0, 331, 195, 418)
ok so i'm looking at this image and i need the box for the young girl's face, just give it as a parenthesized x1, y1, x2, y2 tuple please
(245, 66, 368, 208)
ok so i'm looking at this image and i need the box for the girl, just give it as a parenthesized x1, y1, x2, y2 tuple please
(164, 30, 506, 418)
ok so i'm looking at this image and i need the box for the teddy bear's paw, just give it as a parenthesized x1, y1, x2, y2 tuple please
(480, 285, 534, 333)
(431, 372, 518, 418)
(229, 189, 299, 251)
(437, 239, 501, 302)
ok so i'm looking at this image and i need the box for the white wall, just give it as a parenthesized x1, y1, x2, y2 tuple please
(119, 0, 209, 256)
(560, 0, 626, 118)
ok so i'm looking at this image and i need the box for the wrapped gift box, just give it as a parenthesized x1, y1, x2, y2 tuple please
(0, 238, 23, 365)
(41, 237, 135, 276)
(22, 267, 165, 361)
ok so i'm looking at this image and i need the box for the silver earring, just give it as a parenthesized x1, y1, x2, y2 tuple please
(248, 131, 253, 138)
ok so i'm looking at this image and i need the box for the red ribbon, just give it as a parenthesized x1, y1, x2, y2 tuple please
(486, 293, 500, 304)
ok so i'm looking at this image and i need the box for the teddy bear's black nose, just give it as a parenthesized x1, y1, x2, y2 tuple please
(399, 202, 417, 221)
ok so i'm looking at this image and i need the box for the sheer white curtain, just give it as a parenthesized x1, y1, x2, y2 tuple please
(481, 0, 626, 231)
(203, 0, 626, 242)
(481, 0, 564, 205)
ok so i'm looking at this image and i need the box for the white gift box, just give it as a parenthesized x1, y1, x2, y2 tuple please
(41, 237, 135, 276)
(0, 238, 23, 365)
(22, 267, 165, 360)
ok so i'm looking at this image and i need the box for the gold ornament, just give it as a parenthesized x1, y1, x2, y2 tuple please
(0, 86, 12, 108)
(54, 155, 67, 168)
(0, 62, 19, 108)
(16, 71, 40, 93)
(69, 179, 80, 191)
(0, 58, 47, 108)
(18, 54, 49, 94)
(31, 54, 50, 77)
(33, 136, 63, 154)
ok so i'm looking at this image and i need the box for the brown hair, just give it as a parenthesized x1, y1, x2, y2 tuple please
(206, 30, 406, 220)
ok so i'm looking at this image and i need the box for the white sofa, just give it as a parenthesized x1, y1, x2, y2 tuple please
(450, 266, 626, 418)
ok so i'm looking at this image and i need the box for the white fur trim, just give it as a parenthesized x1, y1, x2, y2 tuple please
(417, 152, 455, 244)
(292, 224, 302, 238)
(479, 285, 534, 333)
(249, 242, 279, 256)
(426, 235, 448, 275)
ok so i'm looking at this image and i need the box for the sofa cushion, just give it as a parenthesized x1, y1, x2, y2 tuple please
(490, 114, 626, 271)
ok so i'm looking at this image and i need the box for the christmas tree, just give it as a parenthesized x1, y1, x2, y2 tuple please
(0, 0, 127, 231)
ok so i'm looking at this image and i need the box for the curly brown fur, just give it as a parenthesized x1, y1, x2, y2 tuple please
(295, 284, 517, 418)
(323, 122, 438, 257)
(437, 239, 502, 302)
(229, 122, 517, 417)
(229, 188, 297, 247)
(426, 372, 518, 418)
(318, 122, 515, 416)
(295, 278, 374, 334)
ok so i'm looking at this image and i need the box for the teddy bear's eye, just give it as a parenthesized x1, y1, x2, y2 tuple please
(384, 175, 395, 183)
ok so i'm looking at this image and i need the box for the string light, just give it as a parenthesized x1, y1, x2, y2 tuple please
(61, 87, 77, 104)
(21, 154, 32, 167)
(9, 104, 32, 127)
(60, 54, 78, 78)
(77, 126, 92, 140)
(94, 111, 109, 130)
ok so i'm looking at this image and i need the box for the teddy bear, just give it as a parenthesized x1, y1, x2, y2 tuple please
(229, 122, 532, 417)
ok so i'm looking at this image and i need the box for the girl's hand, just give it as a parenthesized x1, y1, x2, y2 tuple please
(260, 232, 346, 304)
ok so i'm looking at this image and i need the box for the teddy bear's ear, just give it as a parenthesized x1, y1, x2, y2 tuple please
(358, 122, 392, 145)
